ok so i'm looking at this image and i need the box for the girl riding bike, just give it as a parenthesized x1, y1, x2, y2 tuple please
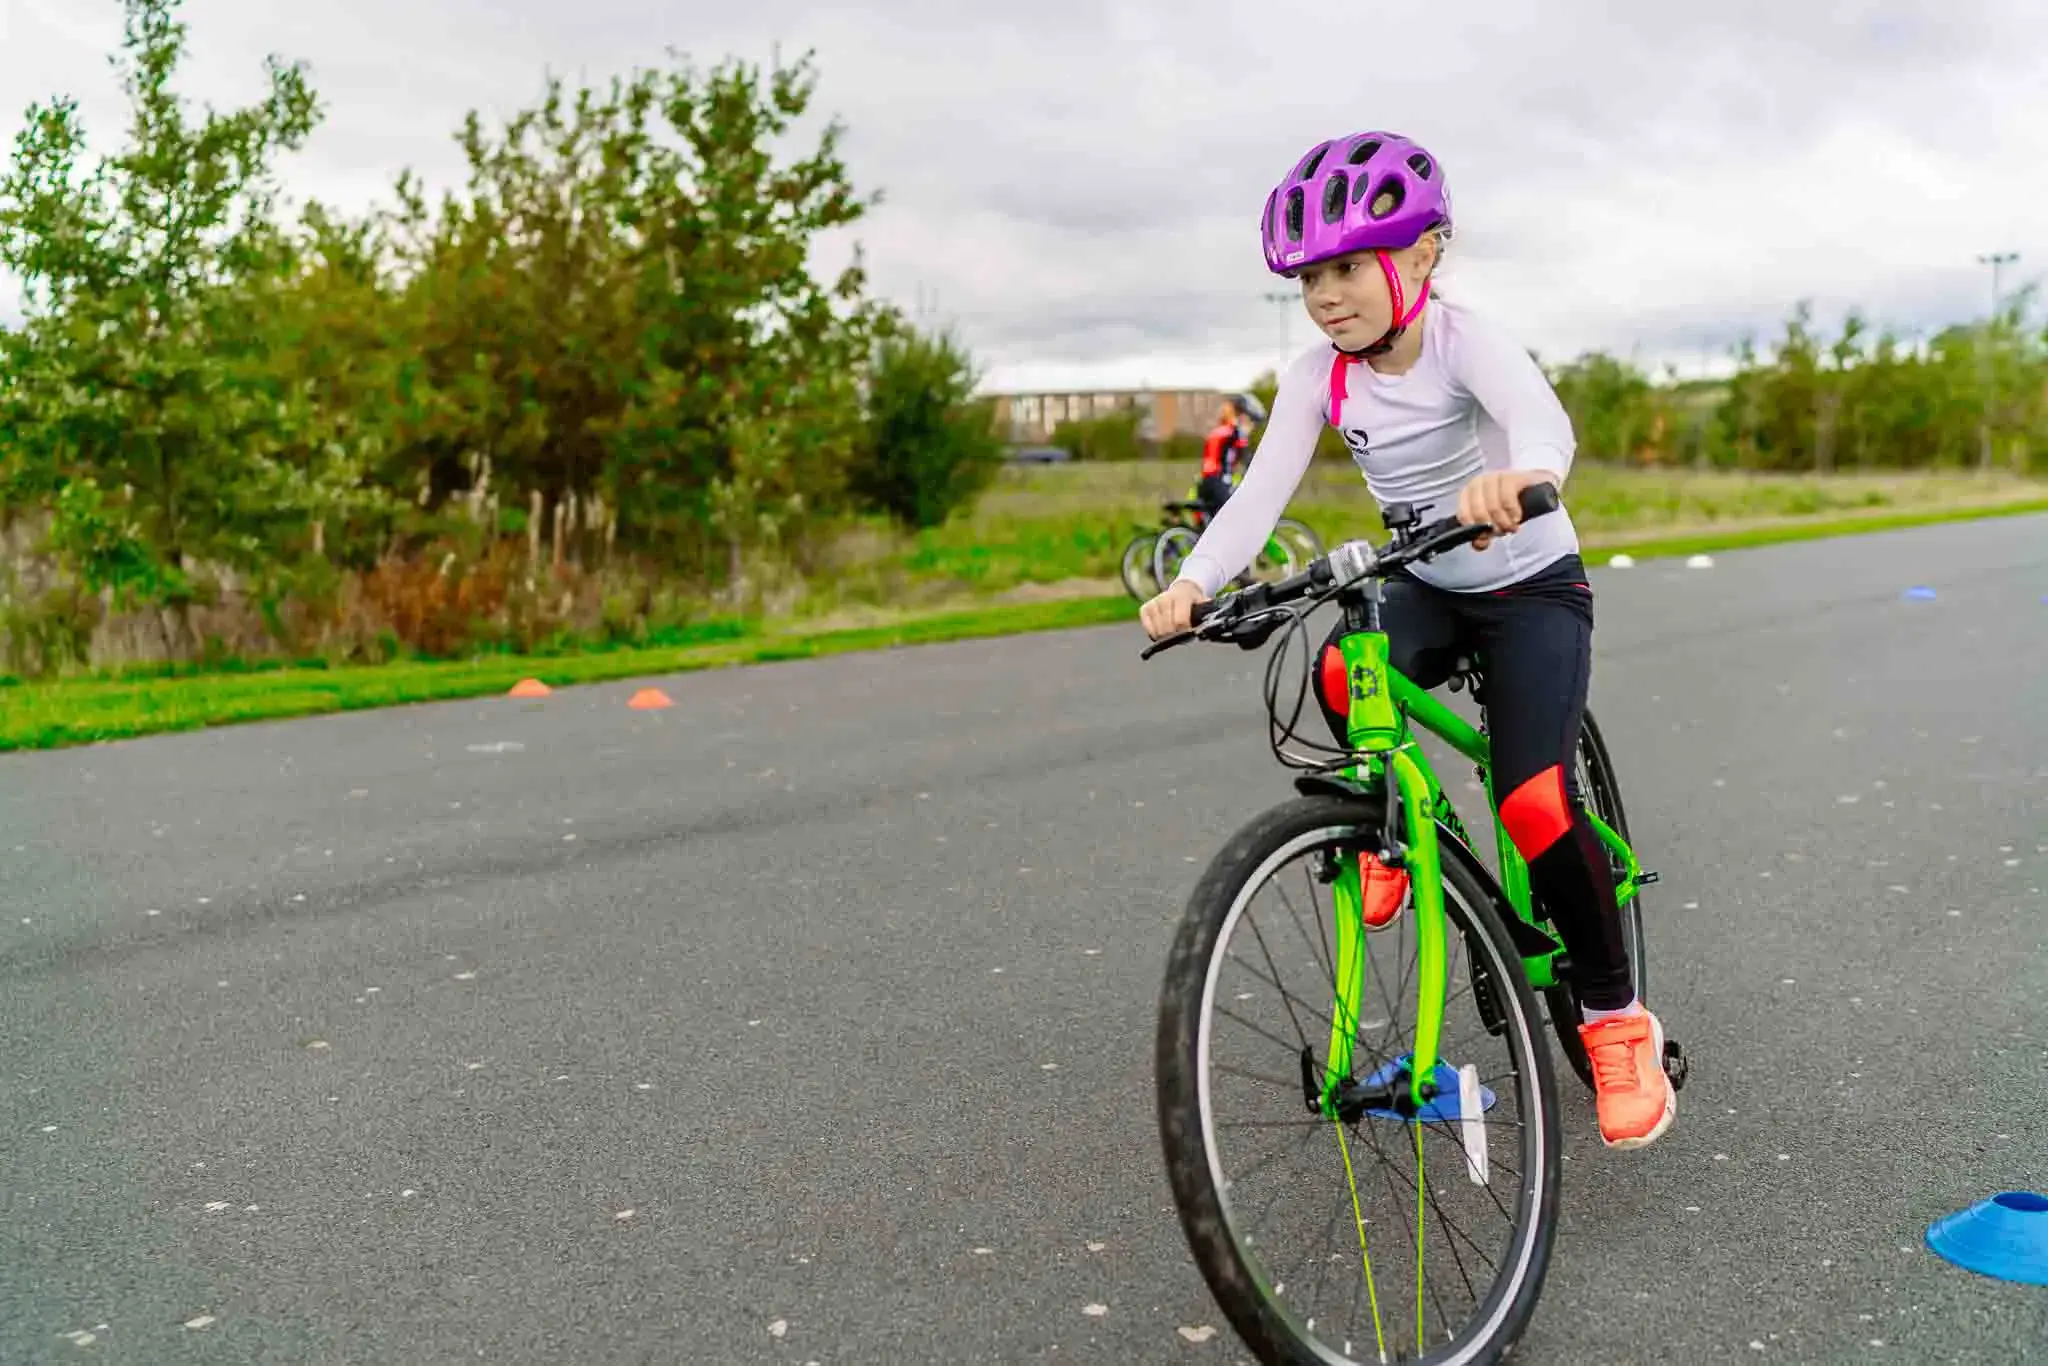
(1139, 130, 1676, 1150)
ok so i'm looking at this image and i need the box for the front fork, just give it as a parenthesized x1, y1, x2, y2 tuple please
(1317, 748, 1449, 1118)
(1314, 594, 1449, 1118)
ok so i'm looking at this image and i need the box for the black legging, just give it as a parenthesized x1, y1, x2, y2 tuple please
(1195, 474, 1233, 521)
(1312, 552, 1635, 1011)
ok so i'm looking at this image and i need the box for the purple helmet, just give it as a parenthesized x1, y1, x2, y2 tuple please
(1260, 131, 1452, 275)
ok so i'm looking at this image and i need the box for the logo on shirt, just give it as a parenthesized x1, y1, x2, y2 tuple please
(1340, 428, 1371, 461)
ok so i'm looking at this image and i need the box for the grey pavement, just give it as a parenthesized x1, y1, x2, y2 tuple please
(4, 515, 2047, 1364)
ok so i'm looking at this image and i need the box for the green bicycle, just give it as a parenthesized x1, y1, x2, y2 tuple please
(1142, 483, 1686, 1365)
(1120, 497, 1325, 602)
(1120, 500, 1209, 601)
(1154, 505, 1324, 596)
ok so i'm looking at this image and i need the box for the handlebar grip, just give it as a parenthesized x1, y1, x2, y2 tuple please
(1519, 481, 1561, 520)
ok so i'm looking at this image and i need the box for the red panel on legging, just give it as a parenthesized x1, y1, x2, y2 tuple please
(1500, 764, 1572, 858)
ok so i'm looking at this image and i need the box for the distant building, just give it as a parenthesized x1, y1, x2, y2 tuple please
(985, 387, 1234, 445)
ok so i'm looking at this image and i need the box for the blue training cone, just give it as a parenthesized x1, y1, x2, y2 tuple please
(1903, 585, 1938, 601)
(1925, 1191, 2048, 1285)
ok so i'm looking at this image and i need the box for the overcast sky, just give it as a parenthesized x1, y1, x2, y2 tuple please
(4, 0, 2045, 391)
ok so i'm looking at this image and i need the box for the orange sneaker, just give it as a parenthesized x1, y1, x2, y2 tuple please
(1577, 1007, 1677, 1149)
(1357, 852, 1409, 930)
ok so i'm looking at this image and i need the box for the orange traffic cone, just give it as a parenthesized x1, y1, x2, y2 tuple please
(627, 687, 673, 711)
(508, 678, 551, 698)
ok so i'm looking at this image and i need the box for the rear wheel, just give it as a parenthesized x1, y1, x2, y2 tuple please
(1242, 518, 1317, 584)
(1275, 516, 1324, 562)
(1543, 709, 1650, 1089)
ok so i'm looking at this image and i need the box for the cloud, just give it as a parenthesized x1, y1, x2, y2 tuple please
(4, 0, 2044, 391)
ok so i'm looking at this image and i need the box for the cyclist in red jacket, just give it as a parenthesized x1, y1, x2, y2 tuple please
(1194, 393, 1267, 525)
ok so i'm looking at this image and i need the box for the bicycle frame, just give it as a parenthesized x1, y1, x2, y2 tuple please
(1317, 582, 1648, 1115)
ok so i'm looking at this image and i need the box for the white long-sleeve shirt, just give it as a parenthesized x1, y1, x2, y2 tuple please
(1174, 296, 1583, 596)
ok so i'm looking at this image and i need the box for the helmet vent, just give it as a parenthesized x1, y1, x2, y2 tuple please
(1321, 172, 1349, 223)
(1367, 176, 1407, 220)
(1348, 138, 1383, 165)
(1407, 152, 1434, 180)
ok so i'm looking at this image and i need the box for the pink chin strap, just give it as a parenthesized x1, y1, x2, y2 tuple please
(1328, 250, 1430, 426)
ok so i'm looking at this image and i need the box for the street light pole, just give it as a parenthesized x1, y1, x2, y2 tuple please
(1262, 290, 1294, 359)
(1979, 250, 2018, 320)
(1976, 251, 2019, 471)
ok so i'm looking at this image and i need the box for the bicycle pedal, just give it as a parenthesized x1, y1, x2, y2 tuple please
(1638, 870, 1661, 886)
(1661, 1039, 1689, 1092)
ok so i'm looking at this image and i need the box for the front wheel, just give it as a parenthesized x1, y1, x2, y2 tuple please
(1120, 531, 1161, 600)
(1157, 794, 1562, 1365)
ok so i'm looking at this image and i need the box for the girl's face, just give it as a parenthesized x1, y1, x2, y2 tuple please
(1295, 239, 1438, 349)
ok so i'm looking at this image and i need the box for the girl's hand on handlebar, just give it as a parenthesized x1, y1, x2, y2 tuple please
(1458, 469, 1558, 551)
(1141, 580, 1209, 640)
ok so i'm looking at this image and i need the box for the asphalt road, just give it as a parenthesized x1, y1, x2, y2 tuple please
(4, 515, 2047, 1365)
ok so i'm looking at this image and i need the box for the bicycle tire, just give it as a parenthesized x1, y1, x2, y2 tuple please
(1275, 516, 1325, 559)
(1543, 708, 1650, 1089)
(1120, 531, 1161, 600)
(1157, 793, 1562, 1366)
(1151, 525, 1199, 593)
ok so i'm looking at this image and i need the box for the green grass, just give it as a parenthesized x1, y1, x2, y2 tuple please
(797, 461, 2048, 610)
(7, 463, 2047, 752)
(0, 596, 1133, 752)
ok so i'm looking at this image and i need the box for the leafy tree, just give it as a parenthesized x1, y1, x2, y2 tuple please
(0, 0, 377, 648)
(852, 323, 1007, 529)
(384, 48, 883, 578)
(1549, 352, 1655, 463)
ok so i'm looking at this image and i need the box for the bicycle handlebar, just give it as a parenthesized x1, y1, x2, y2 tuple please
(1142, 481, 1562, 660)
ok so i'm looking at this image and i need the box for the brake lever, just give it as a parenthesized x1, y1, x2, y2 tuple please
(1416, 523, 1490, 563)
(1141, 597, 1278, 660)
(1139, 629, 1198, 661)
(1221, 607, 1294, 651)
